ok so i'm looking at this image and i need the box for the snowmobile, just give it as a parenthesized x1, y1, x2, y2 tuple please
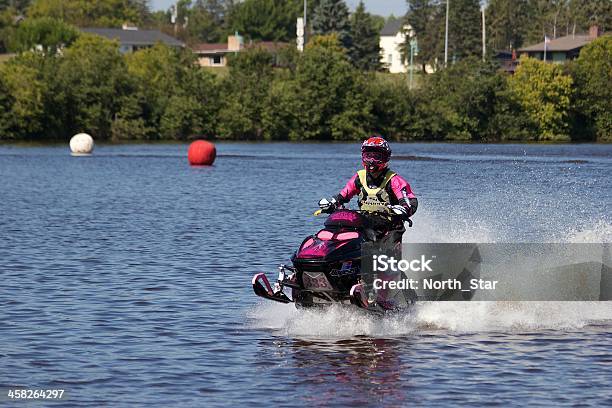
(251, 204, 415, 313)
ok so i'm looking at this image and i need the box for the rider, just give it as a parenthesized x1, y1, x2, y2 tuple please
(320, 135, 418, 236)
(321, 136, 418, 310)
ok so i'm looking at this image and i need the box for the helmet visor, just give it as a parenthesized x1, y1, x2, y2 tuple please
(362, 150, 388, 165)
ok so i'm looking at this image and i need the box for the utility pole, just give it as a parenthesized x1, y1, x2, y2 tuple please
(304, 0, 307, 46)
(171, 3, 178, 36)
(444, 0, 449, 66)
(481, 5, 486, 61)
(409, 37, 419, 90)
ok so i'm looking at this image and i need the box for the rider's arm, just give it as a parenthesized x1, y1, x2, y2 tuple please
(390, 175, 418, 216)
(334, 173, 360, 205)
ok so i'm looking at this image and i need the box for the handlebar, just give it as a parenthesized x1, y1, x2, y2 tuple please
(314, 207, 413, 227)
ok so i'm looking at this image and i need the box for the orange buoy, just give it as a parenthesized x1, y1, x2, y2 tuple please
(188, 140, 216, 166)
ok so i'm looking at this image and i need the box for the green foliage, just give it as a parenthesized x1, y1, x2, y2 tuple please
(565, 0, 612, 34)
(508, 56, 573, 141)
(405, 0, 482, 63)
(448, 0, 481, 59)
(486, 0, 530, 50)
(0, 6, 15, 52)
(0, 54, 45, 138)
(220, 37, 374, 141)
(370, 14, 386, 32)
(27, 0, 149, 27)
(312, 0, 351, 49)
(290, 39, 371, 140)
(349, 1, 380, 71)
(405, 0, 445, 71)
(0, 0, 31, 13)
(261, 77, 298, 140)
(50, 34, 132, 138)
(149, 0, 235, 44)
(571, 35, 612, 141)
(367, 75, 416, 141)
(110, 93, 151, 141)
(228, 0, 301, 42)
(126, 44, 219, 140)
(422, 59, 503, 140)
(486, 0, 612, 51)
(307, 32, 345, 53)
(0, 73, 13, 138)
(218, 46, 275, 139)
(185, 1, 226, 43)
(9, 17, 79, 54)
(0, 0, 607, 144)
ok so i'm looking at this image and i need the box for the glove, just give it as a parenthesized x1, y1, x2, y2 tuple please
(389, 205, 409, 219)
(318, 197, 337, 213)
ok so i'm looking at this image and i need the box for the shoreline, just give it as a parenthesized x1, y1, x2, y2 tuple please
(1, 139, 611, 147)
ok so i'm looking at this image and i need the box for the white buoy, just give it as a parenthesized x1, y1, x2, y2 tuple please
(70, 133, 94, 155)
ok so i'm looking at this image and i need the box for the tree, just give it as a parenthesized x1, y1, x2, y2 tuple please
(228, 0, 301, 41)
(565, 0, 612, 34)
(0, 6, 15, 52)
(27, 0, 150, 27)
(414, 58, 508, 141)
(47, 34, 133, 139)
(367, 75, 416, 141)
(218, 46, 275, 139)
(571, 36, 612, 141)
(126, 44, 219, 140)
(508, 55, 573, 141)
(0, 55, 46, 138)
(292, 35, 372, 140)
(349, 1, 380, 70)
(486, 0, 531, 50)
(0, 68, 16, 139)
(448, 0, 481, 59)
(405, 0, 445, 71)
(149, 0, 234, 44)
(9, 17, 79, 54)
(521, 0, 569, 44)
(311, 0, 351, 48)
(1, 0, 31, 13)
(187, 0, 227, 42)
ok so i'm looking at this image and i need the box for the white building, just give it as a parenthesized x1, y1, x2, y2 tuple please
(379, 20, 411, 73)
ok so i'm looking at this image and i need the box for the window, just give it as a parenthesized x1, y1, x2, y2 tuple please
(388, 54, 393, 63)
(211, 55, 222, 65)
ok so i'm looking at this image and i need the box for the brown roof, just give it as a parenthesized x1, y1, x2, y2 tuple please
(192, 43, 228, 53)
(518, 34, 594, 52)
(193, 41, 289, 54)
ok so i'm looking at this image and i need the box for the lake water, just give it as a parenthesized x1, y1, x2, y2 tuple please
(1, 143, 611, 406)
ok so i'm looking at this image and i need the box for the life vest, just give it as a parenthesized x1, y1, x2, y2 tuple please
(357, 169, 396, 214)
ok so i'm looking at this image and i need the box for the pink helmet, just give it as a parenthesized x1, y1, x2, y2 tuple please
(361, 136, 391, 172)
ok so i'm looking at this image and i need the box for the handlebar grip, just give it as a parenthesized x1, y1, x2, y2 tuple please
(314, 209, 323, 216)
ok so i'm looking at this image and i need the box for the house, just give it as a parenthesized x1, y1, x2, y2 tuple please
(193, 34, 289, 68)
(193, 34, 244, 67)
(379, 19, 410, 73)
(517, 25, 604, 63)
(81, 25, 184, 53)
(494, 50, 519, 73)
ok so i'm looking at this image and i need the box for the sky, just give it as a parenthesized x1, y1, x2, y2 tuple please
(150, 0, 407, 17)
